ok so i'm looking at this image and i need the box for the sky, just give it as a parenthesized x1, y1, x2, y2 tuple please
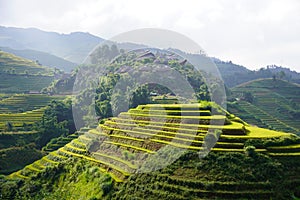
(0, 0, 300, 71)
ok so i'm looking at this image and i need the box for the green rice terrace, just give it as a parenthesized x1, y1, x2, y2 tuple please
(0, 50, 56, 93)
(0, 94, 65, 113)
(0, 74, 55, 93)
(0, 94, 67, 131)
(228, 78, 300, 134)
(0, 107, 45, 131)
(0, 50, 53, 75)
(4, 103, 300, 199)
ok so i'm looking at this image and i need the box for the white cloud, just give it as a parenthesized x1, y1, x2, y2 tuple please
(0, 0, 300, 71)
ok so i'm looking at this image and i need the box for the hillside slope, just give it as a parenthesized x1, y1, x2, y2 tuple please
(3, 103, 300, 199)
(0, 50, 55, 93)
(228, 78, 300, 134)
(0, 47, 76, 72)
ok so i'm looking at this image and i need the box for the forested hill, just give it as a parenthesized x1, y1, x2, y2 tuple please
(214, 59, 300, 87)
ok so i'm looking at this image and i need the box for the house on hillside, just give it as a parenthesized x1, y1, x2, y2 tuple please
(138, 51, 155, 59)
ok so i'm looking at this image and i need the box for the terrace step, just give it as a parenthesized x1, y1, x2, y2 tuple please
(63, 143, 87, 154)
(104, 141, 155, 154)
(57, 147, 129, 182)
(238, 101, 298, 133)
(47, 151, 68, 161)
(129, 108, 212, 116)
(108, 117, 246, 135)
(119, 112, 227, 125)
(92, 152, 136, 173)
(267, 144, 300, 153)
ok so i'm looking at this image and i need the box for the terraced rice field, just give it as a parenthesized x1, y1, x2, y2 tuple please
(0, 94, 65, 113)
(230, 78, 300, 134)
(0, 74, 54, 93)
(0, 107, 45, 131)
(8, 103, 300, 199)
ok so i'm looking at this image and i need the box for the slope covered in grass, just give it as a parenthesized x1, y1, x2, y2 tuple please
(0, 50, 56, 93)
(2, 102, 300, 199)
(0, 50, 53, 75)
(228, 78, 300, 134)
(0, 94, 65, 113)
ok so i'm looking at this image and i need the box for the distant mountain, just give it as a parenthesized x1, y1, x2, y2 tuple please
(3, 26, 300, 87)
(0, 47, 76, 72)
(0, 26, 104, 64)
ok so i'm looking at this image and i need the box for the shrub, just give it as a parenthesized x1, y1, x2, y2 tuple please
(244, 146, 256, 157)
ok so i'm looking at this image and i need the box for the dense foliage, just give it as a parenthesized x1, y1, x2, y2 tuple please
(0, 158, 114, 200)
(34, 99, 75, 148)
(72, 45, 222, 128)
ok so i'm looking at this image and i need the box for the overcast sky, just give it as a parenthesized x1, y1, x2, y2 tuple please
(0, 0, 300, 71)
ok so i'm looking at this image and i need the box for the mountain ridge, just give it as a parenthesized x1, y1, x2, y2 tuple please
(1, 25, 300, 87)
(0, 26, 104, 64)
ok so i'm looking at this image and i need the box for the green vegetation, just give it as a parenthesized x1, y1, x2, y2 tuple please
(1, 103, 299, 199)
(72, 47, 221, 128)
(1, 158, 114, 199)
(0, 94, 65, 113)
(215, 60, 300, 87)
(33, 99, 76, 148)
(1, 45, 300, 199)
(228, 78, 300, 134)
(0, 108, 45, 131)
(0, 74, 55, 93)
(0, 144, 43, 174)
(0, 50, 53, 75)
(0, 98, 75, 175)
(0, 51, 56, 93)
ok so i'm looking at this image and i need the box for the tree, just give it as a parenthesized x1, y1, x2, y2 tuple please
(278, 71, 286, 80)
(34, 99, 75, 148)
(244, 145, 256, 157)
(129, 85, 151, 108)
(242, 92, 254, 103)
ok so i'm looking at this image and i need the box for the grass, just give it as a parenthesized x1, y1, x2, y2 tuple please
(64, 143, 86, 154)
(129, 108, 212, 116)
(0, 107, 45, 131)
(268, 144, 300, 149)
(101, 124, 201, 145)
(92, 152, 137, 169)
(58, 147, 131, 178)
(111, 117, 245, 132)
(0, 94, 66, 113)
(268, 152, 300, 156)
(0, 74, 54, 93)
(246, 126, 290, 138)
(230, 78, 300, 133)
(104, 141, 155, 154)
(7, 101, 300, 197)
(42, 156, 60, 164)
(120, 111, 226, 120)
(105, 120, 207, 136)
(0, 50, 54, 76)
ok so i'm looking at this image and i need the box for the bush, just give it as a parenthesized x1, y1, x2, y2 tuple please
(244, 146, 256, 157)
